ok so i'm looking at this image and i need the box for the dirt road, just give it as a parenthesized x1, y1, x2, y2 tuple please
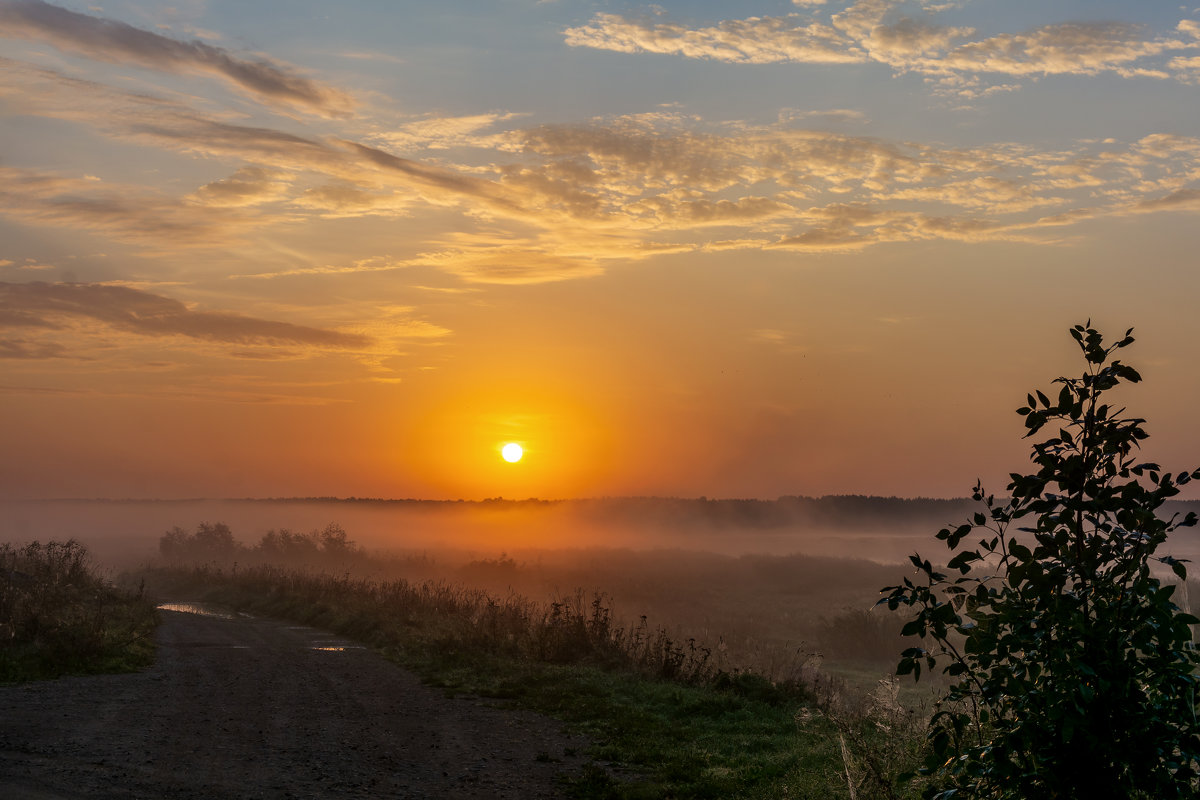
(0, 605, 593, 799)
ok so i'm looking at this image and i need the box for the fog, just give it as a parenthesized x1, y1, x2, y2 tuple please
(0, 496, 979, 569)
(4, 496, 1200, 572)
(6, 496, 1199, 683)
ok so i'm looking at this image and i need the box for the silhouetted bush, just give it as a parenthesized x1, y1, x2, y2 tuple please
(883, 323, 1200, 798)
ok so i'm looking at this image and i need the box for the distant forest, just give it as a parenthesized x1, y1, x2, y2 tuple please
(56, 495, 1200, 534)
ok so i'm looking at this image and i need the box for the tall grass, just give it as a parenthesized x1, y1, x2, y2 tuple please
(0, 540, 157, 682)
(146, 562, 926, 798)
(152, 563, 757, 691)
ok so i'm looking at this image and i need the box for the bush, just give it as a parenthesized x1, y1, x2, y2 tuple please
(0, 540, 157, 681)
(881, 323, 1200, 799)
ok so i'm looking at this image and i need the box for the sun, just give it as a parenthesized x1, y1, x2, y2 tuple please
(501, 442, 524, 463)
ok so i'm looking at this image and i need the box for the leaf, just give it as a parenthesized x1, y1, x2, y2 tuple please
(947, 550, 981, 574)
(947, 524, 973, 548)
(1008, 541, 1033, 562)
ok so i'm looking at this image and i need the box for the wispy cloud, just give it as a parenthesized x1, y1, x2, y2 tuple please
(367, 112, 524, 151)
(0, 166, 246, 247)
(0, 0, 355, 116)
(0, 281, 371, 355)
(188, 167, 294, 208)
(0, 338, 72, 359)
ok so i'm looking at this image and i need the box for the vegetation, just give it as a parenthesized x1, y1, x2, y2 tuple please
(159, 520, 360, 566)
(0, 539, 157, 682)
(882, 323, 1200, 798)
(146, 562, 925, 798)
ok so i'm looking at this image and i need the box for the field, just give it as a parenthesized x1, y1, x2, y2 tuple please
(143, 557, 929, 798)
(7, 496, 1200, 797)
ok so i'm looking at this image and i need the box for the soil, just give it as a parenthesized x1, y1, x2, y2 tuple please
(0, 604, 596, 799)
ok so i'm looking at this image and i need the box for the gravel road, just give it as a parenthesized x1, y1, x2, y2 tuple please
(0, 604, 593, 799)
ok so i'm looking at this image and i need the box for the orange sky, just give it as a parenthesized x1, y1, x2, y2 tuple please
(2, 1, 1200, 500)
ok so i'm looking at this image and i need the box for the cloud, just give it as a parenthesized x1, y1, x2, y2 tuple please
(188, 166, 293, 208)
(406, 244, 606, 285)
(290, 184, 415, 217)
(934, 22, 1180, 77)
(563, 12, 865, 64)
(229, 256, 407, 281)
(0, 166, 243, 247)
(1131, 188, 1200, 213)
(0, 338, 72, 359)
(0, 281, 371, 353)
(0, 58, 344, 169)
(564, 3, 1200, 96)
(0, 0, 354, 116)
(779, 108, 869, 124)
(339, 140, 521, 210)
(3, 45, 1200, 284)
(629, 195, 791, 228)
(832, 0, 973, 65)
(0, 60, 522, 237)
(368, 112, 524, 151)
(879, 175, 1057, 212)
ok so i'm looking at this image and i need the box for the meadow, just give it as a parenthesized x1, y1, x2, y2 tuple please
(9, 495, 1200, 797)
(138, 519, 957, 798)
(144, 563, 922, 797)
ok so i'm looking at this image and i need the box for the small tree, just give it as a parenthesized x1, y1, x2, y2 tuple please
(881, 323, 1200, 799)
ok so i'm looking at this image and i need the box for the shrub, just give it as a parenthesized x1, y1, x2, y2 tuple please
(0, 540, 157, 681)
(881, 323, 1200, 799)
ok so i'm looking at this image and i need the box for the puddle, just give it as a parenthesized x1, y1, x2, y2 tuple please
(311, 644, 366, 652)
(156, 602, 235, 619)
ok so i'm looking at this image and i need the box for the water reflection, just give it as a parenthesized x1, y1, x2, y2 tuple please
(156, 602, 235, 619)
(311, 645, 366, 652)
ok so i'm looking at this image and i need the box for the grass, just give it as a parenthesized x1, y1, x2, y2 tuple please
(0, 539, 158, 682)
(144, 563, 926, 798)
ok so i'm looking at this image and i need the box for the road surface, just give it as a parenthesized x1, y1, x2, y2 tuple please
(0, 604, 593, 799)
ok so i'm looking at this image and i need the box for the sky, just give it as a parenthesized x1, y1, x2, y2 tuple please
(1, 0, 1200, 501)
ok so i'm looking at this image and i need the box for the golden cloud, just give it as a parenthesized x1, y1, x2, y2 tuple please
(564, 2, 1200, 96)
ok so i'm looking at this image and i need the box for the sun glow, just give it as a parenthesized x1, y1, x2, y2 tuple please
(501, 442, 524, 463)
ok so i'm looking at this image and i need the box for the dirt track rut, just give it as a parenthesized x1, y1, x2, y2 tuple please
(0, 606, 592, 799)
